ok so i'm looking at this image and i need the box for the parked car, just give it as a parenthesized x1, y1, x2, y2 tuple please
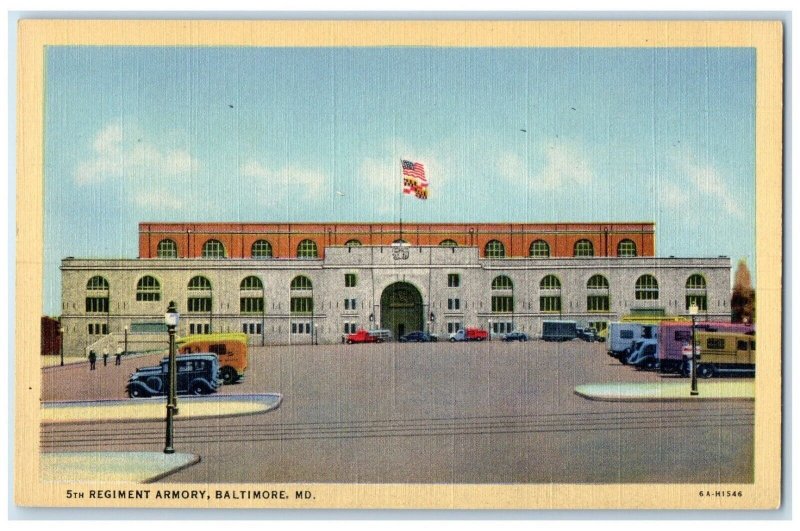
(449, 327, 489, 342)
(577, 328, 599, 342)
(346, 329, 383, 344)
(126, 353, 221, 398)
(368, 329, 393, 342)
(502, 331, 529, 342)
(399, 331, 434, 342)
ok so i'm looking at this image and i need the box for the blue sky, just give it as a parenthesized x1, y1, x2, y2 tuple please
(43, 46, 756, 315)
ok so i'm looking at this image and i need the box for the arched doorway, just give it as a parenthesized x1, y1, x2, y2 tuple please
(380, 282, 423, 339)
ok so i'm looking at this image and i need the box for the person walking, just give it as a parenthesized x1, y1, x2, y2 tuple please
(115, 346, 122, 366)
(88, 350, 97, 370)
(102, 348, 109, 367)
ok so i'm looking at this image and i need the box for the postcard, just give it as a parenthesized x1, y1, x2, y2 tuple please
(15, 19, 783, 510)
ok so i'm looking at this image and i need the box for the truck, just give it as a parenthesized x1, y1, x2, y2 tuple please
(657, 321, 755, 374)
(685, 331, 756, 378)
(540, 320, 578, 342)
(177, 332, 248, 385)
(346, 329, 384, 344)
(126, 353, 221, 398)
(448, 327, 489, 342)
(607, 322, 658, 360)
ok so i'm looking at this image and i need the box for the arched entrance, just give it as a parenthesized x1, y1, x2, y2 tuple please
(380, 282, 424, 339)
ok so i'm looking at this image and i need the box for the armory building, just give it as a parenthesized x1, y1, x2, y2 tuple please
(59, 222, 732, 355)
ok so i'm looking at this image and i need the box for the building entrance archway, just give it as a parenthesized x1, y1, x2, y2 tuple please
(380, 282, 423, 339)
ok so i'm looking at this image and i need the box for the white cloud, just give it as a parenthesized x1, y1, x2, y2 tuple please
(240, 160, 327, 209)
(685, 160, 741, 217)
(74, 120, 198, 185)
(495, 138, 595, 191)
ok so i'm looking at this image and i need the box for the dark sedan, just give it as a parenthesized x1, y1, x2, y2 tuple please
(399, 331, 435, 343)
(502, 331, 529, 342)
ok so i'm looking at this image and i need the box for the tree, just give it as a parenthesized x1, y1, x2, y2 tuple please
(731, 259, 755, 323)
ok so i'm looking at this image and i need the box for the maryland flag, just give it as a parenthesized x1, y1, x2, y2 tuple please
(401, 159, 428, 200)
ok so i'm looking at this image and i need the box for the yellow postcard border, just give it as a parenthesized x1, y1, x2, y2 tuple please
(15, 19, 783, 510)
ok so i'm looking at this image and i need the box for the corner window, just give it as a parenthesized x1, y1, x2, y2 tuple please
(157, 239, 178, 258)
(345, 273, 357, 287)
(448, 273, 460, 287)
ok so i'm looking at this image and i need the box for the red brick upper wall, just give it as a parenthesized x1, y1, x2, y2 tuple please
(138, 222, 656, 259)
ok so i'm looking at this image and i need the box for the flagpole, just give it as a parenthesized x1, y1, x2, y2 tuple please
(399, 159, 403, 241)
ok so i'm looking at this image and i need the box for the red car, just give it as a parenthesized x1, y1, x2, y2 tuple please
(345, 329, 384, 344)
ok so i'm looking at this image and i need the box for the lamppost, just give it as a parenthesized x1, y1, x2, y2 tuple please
(59, 326, 65, 366)
(369, 313, 374, 330)
(689, 303, 699, 396)
(488, 319, 493, 341)
(429, 312, 435, 337)
(164, 301, 180, 454)
(314, 323, 319, 345)
(123, 326, 128, 357)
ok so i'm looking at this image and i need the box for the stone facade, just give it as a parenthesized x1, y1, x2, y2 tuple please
(60, 244, 731, 356)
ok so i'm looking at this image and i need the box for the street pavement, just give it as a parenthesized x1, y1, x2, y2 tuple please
(41, 340, 754, 484)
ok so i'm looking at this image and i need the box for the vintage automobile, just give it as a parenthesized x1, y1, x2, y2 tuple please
(502, 331, 529, 342)
(399, 331, 435, 343)
(126, 353, 221, 398)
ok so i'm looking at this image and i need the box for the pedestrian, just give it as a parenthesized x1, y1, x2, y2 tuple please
(115, 346, 122, 366)
(88, 350, 96, 370)
(102, 348, 109, 367)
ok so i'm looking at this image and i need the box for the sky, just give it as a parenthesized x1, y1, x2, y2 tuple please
(43, 46, 756, 315)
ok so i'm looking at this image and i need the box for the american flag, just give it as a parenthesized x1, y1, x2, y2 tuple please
(401, 159, 428, 200)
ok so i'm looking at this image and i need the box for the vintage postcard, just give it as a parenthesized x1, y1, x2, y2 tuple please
(15, 19, 783, 510)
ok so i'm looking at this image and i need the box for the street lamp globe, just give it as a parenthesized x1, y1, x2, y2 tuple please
(164, 301, 180, 327)
(688, 303, 699, 316)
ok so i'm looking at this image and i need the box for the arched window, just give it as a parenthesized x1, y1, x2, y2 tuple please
(187, 276, 212, 314)
(251, 240, 273, 258)
(85, 276, 109, 315)
(136, 275, 161, 302)
(188, 276, 212, 290)
(529, 240, 550, 258)
(290, 275, 313, 290)
(574, 239, 594, 257)
(539, 275, 561, 312)
(392, 239, 408, 245)
(345, 239, 362, 247)
(491, 275, 513, 290)
(587, 274, 609, 289)
(485, 240, 505, 258)
(586, 274, 609, 312)
(157, 239, 178, 258)
(540, 275, 561, 290)
(685, 274, 708, 311)
(439, 239, 458, 247)
(297, 239, 318, 258)
(240, 276, 264, 314)
(86, 276, 109, 290)
(686, 274, 707, 289)
(617, 239, 637, 257)
(290, 276, 313, 314)
(201, 239, 226, 258)
(635, 275, 659, 300)
(240, 276, 263, 290)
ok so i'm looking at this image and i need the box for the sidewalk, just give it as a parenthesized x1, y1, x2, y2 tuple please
(40, 452, 200, 483)
(574, 381, 755, 402)
(42, 393, 283, 423)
